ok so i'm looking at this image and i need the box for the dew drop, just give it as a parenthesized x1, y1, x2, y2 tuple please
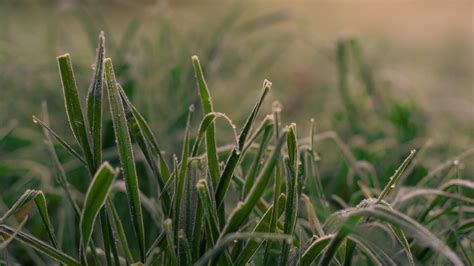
(390, 185, 396, 189)
(32, 117, 38, 124)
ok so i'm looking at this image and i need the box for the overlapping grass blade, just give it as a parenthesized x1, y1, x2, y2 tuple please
(117, 84, 171, 215)
(57, 53, 94, 172)
(104, 58, 145, 262)
(220, 128, 287, 237)
(86, 31, 105, 170)
(0, 224, 80, 266)
(216, 79, 272, 207)
(163, 219, 178, 266)
(301, 235, 333, 266)
(235, 193, 286, 265)
(242, 118, 274, 198)
(80, 162, 118, 251)
(106, 200, 134, 264)
(325, 205, 463, 265)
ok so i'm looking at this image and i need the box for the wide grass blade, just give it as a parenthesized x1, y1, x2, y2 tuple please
(104, 58, 145, 262)
(0, 224, 80, 266)
(86, 31, 105, 170)
(57, 53, 94, 172)
(80, 162, 118, 251)
(192, 55, 220, 186)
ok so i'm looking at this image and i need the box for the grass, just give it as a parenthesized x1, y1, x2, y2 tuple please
(0, 32, 473, 265)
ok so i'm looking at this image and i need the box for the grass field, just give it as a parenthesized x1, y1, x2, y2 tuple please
(0, 1, 473, 265)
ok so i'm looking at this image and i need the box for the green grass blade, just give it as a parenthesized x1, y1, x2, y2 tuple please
(0, 190, 58, 249)
(220, 129, 287, 237)
(192, 55, 220, 186)
(319, 216, 359, 266)
(86, 31, 105, 170)
(301, 235, 333, 266)
(216, 79, 272, 208)
(196, 232, 292, 266)
(196, 179, 221, 244)
(242, 119, 274, 198)
(174, 106, 193, 248)
(106, 200, 134, 264)
(389, 224, 415, 266)
(117, 84, 171, 215)
(0, 216, 28, 250)
(163, 219, 178, 266)
(377, 149, 416, 203)
(235, 193, 286, 265)
(80, 162, 118, 252)
(336, 38, 358, 132)
(34, 192, 59, 249)
(31, 115, 86, 166)
(57, 53, 94, 172)
(104, 58, 145, 262)
(0, 224, 80, 266)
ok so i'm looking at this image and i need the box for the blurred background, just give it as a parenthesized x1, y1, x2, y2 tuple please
(0, 0, 472, 261)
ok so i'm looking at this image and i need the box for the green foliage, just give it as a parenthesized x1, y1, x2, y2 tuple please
(1, 32, 472, 266)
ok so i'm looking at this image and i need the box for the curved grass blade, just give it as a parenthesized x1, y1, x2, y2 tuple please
(325, 205, 463, 265)
(0, 224, 80, 266)
(190, 112, 240, 157)
(57, 53, 94, 173)
(86, 31, 105, 170)
(104, 58, 145, 262)
(319, 216, 359, 266)
(192, 55, 220, 186)
(220, 129, 287, 237)
(301, 235, 333, 266)
(216, 79, 272, 208)
(80, 162, 118, 251)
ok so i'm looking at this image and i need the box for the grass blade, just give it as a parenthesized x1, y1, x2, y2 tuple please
(118, 84, 172, 215)
(280, 125, 299, 265)
(163, 219, 178, 266)
(235, 193, 286, 265)
(31, 115, 86, 166)
(216, 79, 272, 208)
(301, 235, 333, 266)
(0, 224, 80, 266)
(86, 31, 105, 170)
(80, 162, 118, 251)
(104, 58, 145, 262)
(377, 149, 416, 203)
(192, 55, 220, 186)
(220, 128, 287, 237)
(57, 53, 94, 172)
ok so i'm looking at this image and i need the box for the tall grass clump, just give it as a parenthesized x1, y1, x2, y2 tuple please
(1, 33, 472, 266)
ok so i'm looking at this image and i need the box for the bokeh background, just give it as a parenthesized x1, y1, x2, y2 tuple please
(0, 1, 473, 261)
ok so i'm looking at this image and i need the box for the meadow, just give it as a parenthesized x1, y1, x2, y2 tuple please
(0, 1, 472, 265)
